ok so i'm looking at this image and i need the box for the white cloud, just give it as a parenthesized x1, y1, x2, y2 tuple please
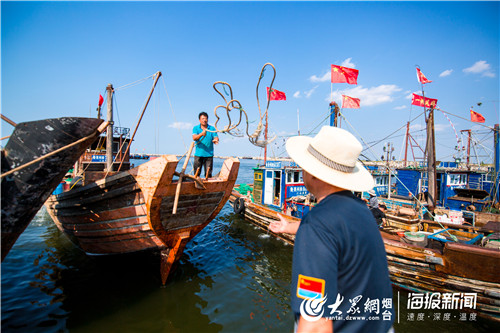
(394, 105, 407, 110)
(309, 71, 330, 83)
(304, 86, 319, 98)
(463, 60, 495, 77)
(293, 91, 301, 98)
(439, 69, 453, 77)
(168, 122, 192, 130)
(341, 58, 356, 68)
(330, 85, 402, 107)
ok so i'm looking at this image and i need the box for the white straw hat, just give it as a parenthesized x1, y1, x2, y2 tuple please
(286, 126, 374, 192)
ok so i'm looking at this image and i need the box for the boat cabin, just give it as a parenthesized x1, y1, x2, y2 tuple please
(73, 126, 131, 185)
(366, 165, 394, 196)
(252, 160, 311, 218)
(395, 163, 495, 211)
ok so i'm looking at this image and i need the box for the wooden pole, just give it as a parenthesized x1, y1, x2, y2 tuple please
(404, 122, 410, 167)
(106, 84, 114, 172)
(172, 141, 195, 214)
(426, 107, 437, 211)
(117, 71, 162, 172)
(1, 115, 17, 127)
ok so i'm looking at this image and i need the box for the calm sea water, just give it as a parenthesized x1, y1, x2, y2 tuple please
(2, 159, 499, 332)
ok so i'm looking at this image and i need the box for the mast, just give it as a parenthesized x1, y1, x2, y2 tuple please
(329, 102, 339, 127)
(425, 106, 437, 211)
(460, 129, 472, 169)
(106, 84, 114, 172)
(404, 122, 410, 167)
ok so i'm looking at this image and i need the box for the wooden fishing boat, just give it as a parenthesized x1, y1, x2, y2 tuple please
(44, 72, 240, 284)
(45, 155, 239, 284)
(1, 116, 106, 261)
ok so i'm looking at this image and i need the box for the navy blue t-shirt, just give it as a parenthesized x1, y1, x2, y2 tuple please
(291, 191, 394, 332)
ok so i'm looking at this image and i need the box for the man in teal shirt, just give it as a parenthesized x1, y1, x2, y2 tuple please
(192, 112, 219, 178)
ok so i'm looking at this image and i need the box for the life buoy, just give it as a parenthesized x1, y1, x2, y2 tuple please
(233, 197, 245, 214)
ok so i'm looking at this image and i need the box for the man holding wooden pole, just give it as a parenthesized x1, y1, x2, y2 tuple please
(192, 112, 219, 178)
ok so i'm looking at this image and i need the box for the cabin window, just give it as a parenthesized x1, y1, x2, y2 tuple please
(286, 171, 302, 184)
(447, 174, 467, 186)
(482, 173, 492, 182)
(254, 172, 262, 181)
(375, 176, 388, 186)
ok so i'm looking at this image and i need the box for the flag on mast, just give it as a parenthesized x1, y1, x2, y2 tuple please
(470, 109, 485, 123)
(331, 65, 358, 85)
(416, 67, 432, 84)
(342, 95, 361, 109)
(98, 94, 104, 107)
(411, 93, 437, 108)
(267, 87, 286, 101)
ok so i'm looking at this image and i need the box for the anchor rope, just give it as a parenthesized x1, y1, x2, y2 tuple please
(206, 63, 278, 148)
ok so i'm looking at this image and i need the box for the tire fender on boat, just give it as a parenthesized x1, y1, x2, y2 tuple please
(233, 197, 245, 214)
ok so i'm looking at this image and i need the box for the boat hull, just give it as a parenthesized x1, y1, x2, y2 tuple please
(45, 156, 239, 282)
(1, 117, 104, 261)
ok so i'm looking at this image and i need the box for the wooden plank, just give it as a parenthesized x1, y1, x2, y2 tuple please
(61, 215, 149, 231)
(80, 237, 165, 254)
(389, 260, 500, 295)
(55, 205, 148, 225)
(50, 183, 141, 209)
(65, 223, 151, 237)
(439, 242, 500, 283)
(49, 192, 145, 217)
(78, 230, 158, 243)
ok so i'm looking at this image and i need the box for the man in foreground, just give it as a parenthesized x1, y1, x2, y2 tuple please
(269, 126, 394, 332)
(192, 112, 219, 178)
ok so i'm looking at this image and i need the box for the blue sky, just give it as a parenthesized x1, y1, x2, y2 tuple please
(2, 1, 499, 164)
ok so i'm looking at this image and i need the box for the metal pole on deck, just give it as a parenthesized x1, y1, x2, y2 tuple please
(106, 84, 114, 172)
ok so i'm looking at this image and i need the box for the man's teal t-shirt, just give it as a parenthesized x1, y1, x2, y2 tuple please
(193, 124, 218, 157)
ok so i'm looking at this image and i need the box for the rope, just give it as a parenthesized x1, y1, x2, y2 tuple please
(114, 73, 156, 91)
(341, 111, 459, 241)
(436, 107, 495, 130)
(206, 63, 278, 148)
(161, 76, 188, 152)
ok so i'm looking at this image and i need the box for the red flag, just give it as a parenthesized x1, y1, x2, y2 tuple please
(331, 65, 358, 85)
(416, 67, 432, 84)
(411, 93, 438, 108)
(267, 87, 286, 101)
(342, 95, 361, 109)
(98, 94, 104, 107)
(470, 109, 485, 123)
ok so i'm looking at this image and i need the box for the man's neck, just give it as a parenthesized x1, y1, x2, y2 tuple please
(314, 185, 345, 203)
(200, 124, 208, 129)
